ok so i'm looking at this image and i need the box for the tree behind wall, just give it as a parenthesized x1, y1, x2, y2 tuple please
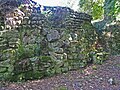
(79, 0, 119, 31)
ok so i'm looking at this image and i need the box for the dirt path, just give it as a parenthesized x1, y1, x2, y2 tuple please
(1, 56, 120, 90)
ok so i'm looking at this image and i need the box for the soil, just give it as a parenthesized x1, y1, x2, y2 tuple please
(0, 56, 120, 90)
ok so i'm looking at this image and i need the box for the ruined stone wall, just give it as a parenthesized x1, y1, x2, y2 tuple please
(0, 0, 101, 81)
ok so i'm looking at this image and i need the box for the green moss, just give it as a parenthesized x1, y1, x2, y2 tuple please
(57, 86, 68, 90)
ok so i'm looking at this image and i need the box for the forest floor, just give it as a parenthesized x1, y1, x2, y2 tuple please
(0, 56, 120, 90)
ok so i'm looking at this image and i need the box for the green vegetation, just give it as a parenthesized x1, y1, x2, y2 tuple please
(57, 86, 68, 90)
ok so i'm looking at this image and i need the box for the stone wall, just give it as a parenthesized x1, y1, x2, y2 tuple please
(0, 0, 106, 81)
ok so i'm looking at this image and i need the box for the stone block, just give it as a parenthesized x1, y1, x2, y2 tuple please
(68, 46, 76, 53)
(47, 30, 60, 42)
(54, 47, 64, 54)
(0, 67, 7, 73)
